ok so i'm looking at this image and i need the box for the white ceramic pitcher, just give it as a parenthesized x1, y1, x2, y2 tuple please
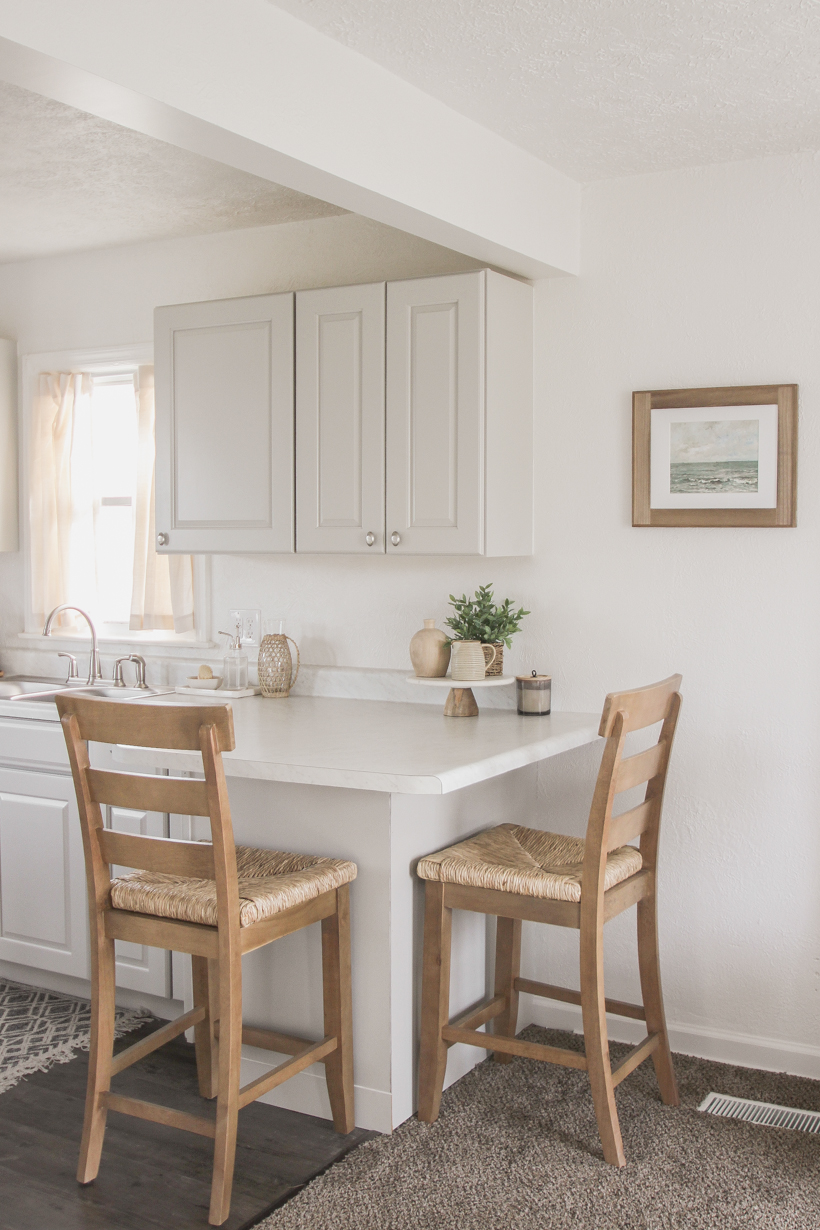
(451, 640, 496, 682)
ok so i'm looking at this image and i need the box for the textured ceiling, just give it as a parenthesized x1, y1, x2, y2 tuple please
(0, 81, 345, 264)
(272, 0, 820, 181)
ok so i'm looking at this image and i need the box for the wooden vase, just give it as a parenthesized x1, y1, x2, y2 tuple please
(409, 620, 451, 678)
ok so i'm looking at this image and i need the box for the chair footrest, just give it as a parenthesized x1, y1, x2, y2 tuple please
(441, 1025, 588, 1070)
(237, 1036, 337, 1109)
(513, 978, 646, 1022)
(445, 995, 506, 1046)
(104, 1092, 215, 1138)
(111, 1006, 206, 1076)
(611, 1033, 660, 1086)
(213, 1020, 318, 1057)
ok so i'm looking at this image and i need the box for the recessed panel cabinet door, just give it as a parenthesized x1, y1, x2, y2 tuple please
(0, 768, 88, 978)
(386, 272, 484, 555)
(296, 283, 385, 553)
(154, 293, 295, 553)
(108, 805, 170, 997)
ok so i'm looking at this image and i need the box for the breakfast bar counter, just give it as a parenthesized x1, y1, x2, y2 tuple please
(104, 694, 602, 1134)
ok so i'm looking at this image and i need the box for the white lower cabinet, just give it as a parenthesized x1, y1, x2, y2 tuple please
(0, 767, 89, 978)
(0, 729, 170, 998)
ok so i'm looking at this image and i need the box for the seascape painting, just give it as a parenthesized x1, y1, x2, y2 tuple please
(669, 419, 759, 494)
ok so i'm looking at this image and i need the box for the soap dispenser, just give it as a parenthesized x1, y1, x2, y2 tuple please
(219, 621, 249, 690)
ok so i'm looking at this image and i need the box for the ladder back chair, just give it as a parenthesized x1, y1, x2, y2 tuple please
(56, 694, 357, 1226)
(416, 675, 682, 1167)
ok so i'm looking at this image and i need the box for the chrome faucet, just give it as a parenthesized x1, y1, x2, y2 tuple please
(43, 605, 101, 685)
(113, 654, 149, 689)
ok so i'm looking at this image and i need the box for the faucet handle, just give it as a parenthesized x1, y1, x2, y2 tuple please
(113, 657, 129, 687)
(57, 651, 79, 682)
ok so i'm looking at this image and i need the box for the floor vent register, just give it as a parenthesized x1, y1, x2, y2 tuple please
(699, 1091, 820, 1134)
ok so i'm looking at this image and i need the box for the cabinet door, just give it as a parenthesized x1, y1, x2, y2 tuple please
(0, 768, 88, 978)
(108, 805, 170, 997)
(296, 283, 385, 553)
(386, 272, 484, 555)
(154, 293, 295, 553)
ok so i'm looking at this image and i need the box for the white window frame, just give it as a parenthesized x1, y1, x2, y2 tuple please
(18, 344, 213, 654)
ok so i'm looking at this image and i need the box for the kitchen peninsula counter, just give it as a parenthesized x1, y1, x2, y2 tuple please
(111, 693, 604, 1134)
(112, 693, 601, 794)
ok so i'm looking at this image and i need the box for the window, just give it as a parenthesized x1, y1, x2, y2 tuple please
(84, 375, 139, 625)
(25, 347, 201, 644)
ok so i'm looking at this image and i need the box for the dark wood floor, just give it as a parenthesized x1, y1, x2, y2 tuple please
(0, 1022, 376, 1230)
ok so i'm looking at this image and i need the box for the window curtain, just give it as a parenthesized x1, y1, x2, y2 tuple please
(29, 372, 97, 629)
(129, 366, 194, 633)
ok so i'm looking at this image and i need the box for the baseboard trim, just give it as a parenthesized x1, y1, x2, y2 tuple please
(241, 1045, 392, 1133)
(521, 995, 820, 1080)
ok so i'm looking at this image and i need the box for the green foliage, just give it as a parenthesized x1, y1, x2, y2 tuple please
(444, 584, 529, 649)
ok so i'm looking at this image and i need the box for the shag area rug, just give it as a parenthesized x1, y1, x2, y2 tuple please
(0, 977, 150, 1094)
(258, 1025, 820, 1230)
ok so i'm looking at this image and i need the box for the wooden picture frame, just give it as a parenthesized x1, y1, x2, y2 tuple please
(632, 384, 797, 527)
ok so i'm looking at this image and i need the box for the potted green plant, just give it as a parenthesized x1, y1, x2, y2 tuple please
(444, 584, 530, 676)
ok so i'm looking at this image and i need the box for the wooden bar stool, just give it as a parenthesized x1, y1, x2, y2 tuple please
(417, 675, 682, 1167)
(56, 694, 357, 1225)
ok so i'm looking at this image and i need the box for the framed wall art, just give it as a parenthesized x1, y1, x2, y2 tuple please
(632, 384, 797, 527)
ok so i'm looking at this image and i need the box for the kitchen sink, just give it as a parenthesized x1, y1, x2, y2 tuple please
(0, 676, 170, 703)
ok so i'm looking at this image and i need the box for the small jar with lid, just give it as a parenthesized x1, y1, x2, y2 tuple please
(516, 672, 551, 715)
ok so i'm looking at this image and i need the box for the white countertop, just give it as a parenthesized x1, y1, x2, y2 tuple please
(110, 693, 601, 794)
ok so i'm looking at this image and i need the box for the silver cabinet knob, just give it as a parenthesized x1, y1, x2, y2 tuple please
(365, 531, 376, 546)
(157, 532, 169, 547)
(391, 531, 401, 546)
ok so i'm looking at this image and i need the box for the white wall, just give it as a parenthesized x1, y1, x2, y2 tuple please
(1, 151, 819, 1073)
(531, 149, 820, 1075)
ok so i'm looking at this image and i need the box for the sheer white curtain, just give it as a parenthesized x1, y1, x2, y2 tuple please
(29, 372, 97, 629)
(129, 366, 194, 633)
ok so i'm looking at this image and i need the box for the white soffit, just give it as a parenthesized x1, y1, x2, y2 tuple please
(0, 0, 580, 278)
(274, 0, 820, 181)
(0, 80, 344, 264)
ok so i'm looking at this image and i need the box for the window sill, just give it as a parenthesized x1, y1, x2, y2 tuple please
(18, 632, 216, 652)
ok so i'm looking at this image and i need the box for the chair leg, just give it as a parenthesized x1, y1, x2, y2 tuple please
(321, 885, 355, 1134)
(637, 894, 679, 1106)
(209, 948, 242, 1226)
(580, 919, 626, 1167)
(192, 956, 220, 1100)
(77, 927, 116, 1184)
(417, 881, 452, 1123)
(492, 916, 521, 1063)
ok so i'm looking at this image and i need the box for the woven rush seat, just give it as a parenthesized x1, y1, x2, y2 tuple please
(110, 844, 357, 927)
(416, 822, 642, 902)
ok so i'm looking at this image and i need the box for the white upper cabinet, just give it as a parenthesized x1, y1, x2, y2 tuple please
(154, 270, 532, 556)
(386, 270, 532, 556)
(154, 293, 295, 554)
(296, 283, 386, 553)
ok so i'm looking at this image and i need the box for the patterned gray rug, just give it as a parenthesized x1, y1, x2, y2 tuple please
(0, 977, 150, 1094)
(257, 1025, 820, 1230)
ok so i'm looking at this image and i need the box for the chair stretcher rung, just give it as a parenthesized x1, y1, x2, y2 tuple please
(237, 1036, 337, 1110)
(514, 978, 646, 1021)
(611, 1033, 660, 1086)
(110, 1006, 206, 1076)
(441, 1025, 588, 1070)
(446, 995, 506, 1045)
(104, 1092, 215, 1138)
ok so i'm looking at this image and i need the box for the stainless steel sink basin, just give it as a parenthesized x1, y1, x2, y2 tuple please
(80, 686, 166, 699)
(0, 676, 170, 704)
(0, 676, 76, 701)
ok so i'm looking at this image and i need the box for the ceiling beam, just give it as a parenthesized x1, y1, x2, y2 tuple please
(0, 0, 579, 278)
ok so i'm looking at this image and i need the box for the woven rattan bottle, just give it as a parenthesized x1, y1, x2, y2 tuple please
(258, 620, 300, 698)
